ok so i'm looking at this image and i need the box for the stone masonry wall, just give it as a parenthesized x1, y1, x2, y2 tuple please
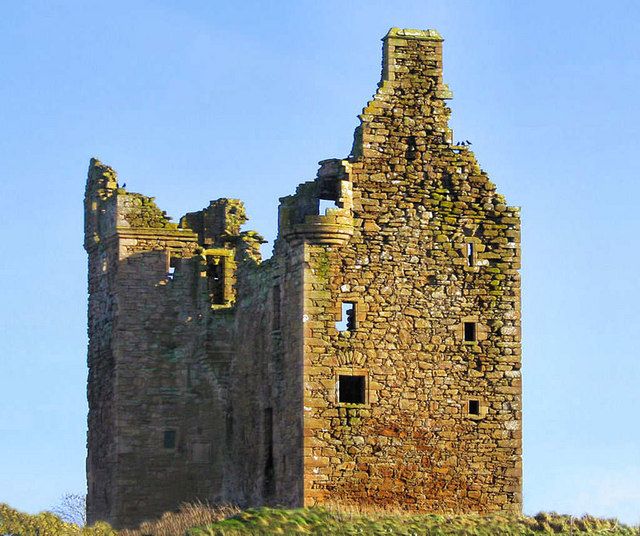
(297, 29, 521, 512)
(85, 27, 521, 529)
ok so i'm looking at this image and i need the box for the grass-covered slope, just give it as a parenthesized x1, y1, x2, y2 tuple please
(188, 507, 636, 536)
(1, 503, 637, 536)
(0, 503, 115, 535)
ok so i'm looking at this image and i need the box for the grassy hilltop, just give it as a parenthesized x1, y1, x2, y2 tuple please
(1, 503, 638, 536)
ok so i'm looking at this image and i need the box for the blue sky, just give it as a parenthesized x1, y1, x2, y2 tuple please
(1, 0, 639, 525)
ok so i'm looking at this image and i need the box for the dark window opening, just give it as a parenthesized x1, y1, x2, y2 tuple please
(163, 430, 176, 449)
(167, 254, 178, 279)
(468, 400, 480, 416)
(466, 243, 475, 266)
(443, 174, 453, 190)
(207, 256, 225, 304)
(263, 408, 275, 496)
(272, 285, 281, 330)
(464, 322, 477, 342)
(474, 357, 483, 371)
(336, 302, 356, 332)
(406, 136, 418, 161)
(339, 375, 366, 404)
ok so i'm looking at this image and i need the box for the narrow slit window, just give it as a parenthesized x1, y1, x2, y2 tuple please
(263, 408, 274, 495)
(406, 136, 417, 161)
(336, 302, 356, 332)
(167, 255, 178, 279)
(464, 322, 477, 342)
(466, 242, 475, 266)
(163, 430, 176, 449)
(207, 256, 225, 305)
(468, 400, 480, 416)
(339, 375, 366, 404)
(272, 285, 281, 330)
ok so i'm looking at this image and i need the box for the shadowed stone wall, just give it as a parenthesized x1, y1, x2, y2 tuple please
(85, 27, 521, 529)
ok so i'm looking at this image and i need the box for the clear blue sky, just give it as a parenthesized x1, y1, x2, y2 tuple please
(1, 0, 639, 525)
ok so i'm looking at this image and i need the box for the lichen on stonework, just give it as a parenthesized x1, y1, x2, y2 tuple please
(123, 193, 178, 229)
(88, 159, 119, 200)
(315, 250, 331, 280)
(238, 230, 266, 264)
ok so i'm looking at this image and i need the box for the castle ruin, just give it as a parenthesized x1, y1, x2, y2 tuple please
(85, 28, 522, 529)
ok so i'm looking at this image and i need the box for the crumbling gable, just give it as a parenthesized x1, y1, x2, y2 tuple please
(86, 28, 521, 529)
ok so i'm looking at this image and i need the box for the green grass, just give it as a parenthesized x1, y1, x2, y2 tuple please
(2, 503, 637, 536)
(187, 507, 638, 536)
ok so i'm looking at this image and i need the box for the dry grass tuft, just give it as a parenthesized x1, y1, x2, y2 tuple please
(118, 501, 239, 536)
(321, 499, 421, 521)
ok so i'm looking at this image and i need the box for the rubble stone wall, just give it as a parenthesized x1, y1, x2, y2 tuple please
(85, 27, 521, 529)
(299, 28, 521, 513)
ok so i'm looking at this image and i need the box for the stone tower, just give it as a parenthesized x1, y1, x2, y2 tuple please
(85, 28, 521, 529)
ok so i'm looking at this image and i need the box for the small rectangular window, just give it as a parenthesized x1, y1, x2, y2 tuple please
(336, 302, 356, 332)
(163, 430, 176, 449)
(272, 285, 281, 330)
(319, 199, 338, 215)
(406, 136, 417, 161)
(468, 399, 480, 416)
(464, 322, 477, 342)
(339, 375, 366, 404)
(167, 253, 178, 279)
(207, 256, 225, 304)
(466, 242, 475, 266)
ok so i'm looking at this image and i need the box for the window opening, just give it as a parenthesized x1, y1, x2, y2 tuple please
(339, 375, 366, 404)
(468, 400, 480, 416)
(263, 408, 275, 496)
(464, 322, 477, 342)
(272, 285, 281, 330)
(336, 302, 356, 332)
(466, 242, 475, 266)
(406, 136, 417, 161)
(319, 199, 339, 215)
(206, 256, 225, 304)
(163, 430, 176, 449)
(167, 255, 178, 279)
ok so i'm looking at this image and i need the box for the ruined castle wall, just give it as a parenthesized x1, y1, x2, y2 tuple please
(85, 177, 241, 528)
(299, 30, 521, 513)
(85, 163, 120, 524)
(86, 27, 521, 528)
(220, 258, 275, 506)
(86, 166, 307, 527)
(222, 238, 305, 508)
(109, 229, 224, 527)
(86, 240, 118, 523)
(269, 242, 306, 506)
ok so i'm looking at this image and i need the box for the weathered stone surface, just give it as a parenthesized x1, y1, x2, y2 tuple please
(85, 27, 521, 530)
